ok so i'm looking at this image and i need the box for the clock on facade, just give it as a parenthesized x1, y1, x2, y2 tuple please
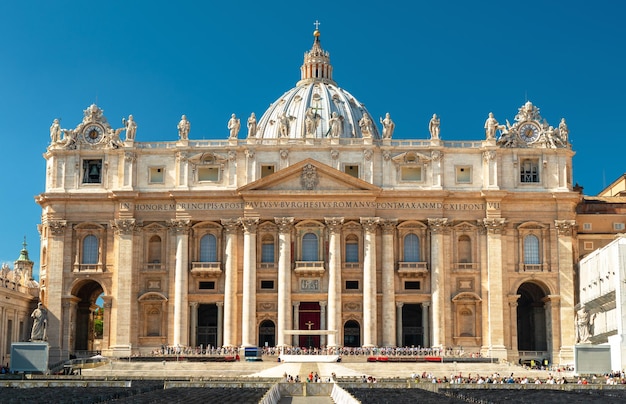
(518, 122, 540, 143)
(83, 125, 104, 144)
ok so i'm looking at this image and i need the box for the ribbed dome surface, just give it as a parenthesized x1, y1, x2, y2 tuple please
(256, 30, 380, 140)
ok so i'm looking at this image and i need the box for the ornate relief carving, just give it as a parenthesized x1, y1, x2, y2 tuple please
(240, 217, 259, 233)
(124, 152, 136, 163)
(382, 150, 391, 161)
(300, 279, 320, 291)
(48, 220, 67, 236)
(258, 302, 275, 312)
(343, 302, 361, 311)
(176, 152, 188, 163)
(228, 150, 237, 161)
(482, 150, 495, 162)
(111, 219, 137, 235)
(380, 219, 398, 234)
(245, 149, 255, 159)
(555, 220, 577, 236)
(168, 219, 191, 234)
(431, 150, 442, 161)
(221, 218, 240, 234)
(428, 218, 449, 233)
(325, 217, 344, 233)
(483, 218, 507, 234)
(364, 149, 373, 161)
(300, 163, 319, 190)
(360, 217, 379, 233)
(330, 149, 339, 160)
(274, 217, 294, 233)
(280, 149, 289, 160)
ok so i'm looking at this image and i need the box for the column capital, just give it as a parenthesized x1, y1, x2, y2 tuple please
(325, 217, 344, 233)
(274, 217, 294, 233)
(240, 217, 259, 233)
(508, 294, 521, 307)
(380, 219, 398, 234)
(168, 219, 191, 234)
(48, 220, 67, 236)
(555, 220, 577, 236)
(293, 302, 300, 308)
(428, 218, 449, 233)
(111, 218, 137, 235)
(396, 302, 404, 308)
(190, 302, 199, 309)
(319, 301, 327, 307)
(360, 217, 379, 233)
(422, 301, 430, 308)
(216, 301, 224, 307)
(221, 218, 240, 233)
(482, 217, 507, 234)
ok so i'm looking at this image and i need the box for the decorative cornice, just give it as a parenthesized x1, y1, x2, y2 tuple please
(324, 217, 344, 233)
(428, 218, 449, 233)
(274, 217, 295, 233)
(483, 218, 507, 234)
(555, 220, 576, 236)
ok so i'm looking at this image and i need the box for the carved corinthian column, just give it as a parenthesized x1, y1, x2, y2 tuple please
(221, 219, 239, 347)
(169, 219, 190, 347)
(428, 218, 448, 349)
(482, 217, 507, 359)
(275, 217, 294, 347)
(361, 217, 379, 348)
(325, 217, 343, 348)
(241, 217, 259, 347)
(380, 219, 397, 347)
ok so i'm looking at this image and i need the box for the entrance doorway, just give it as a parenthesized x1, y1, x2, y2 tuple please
(517, 282, 547, 351)
(72, 280, 104, 353)
(197, 304, 218, 348)
(298, 302, 321, 348)
(343, 320, 361, 347)
(259, 320, 276, 347)
(402, 304, 423, 347)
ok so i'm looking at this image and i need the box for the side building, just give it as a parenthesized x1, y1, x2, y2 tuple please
(36, 29, 579, 365)
(0, 240, 40, 367)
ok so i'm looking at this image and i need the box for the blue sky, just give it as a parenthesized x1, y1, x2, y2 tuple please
(1, 0, 624, 277)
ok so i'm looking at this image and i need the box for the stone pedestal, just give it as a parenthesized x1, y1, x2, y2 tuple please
(574, 344, 611, 375)
(11, 342, 49, 373)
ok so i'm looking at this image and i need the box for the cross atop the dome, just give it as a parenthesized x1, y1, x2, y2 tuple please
(313, 20, 320, 30)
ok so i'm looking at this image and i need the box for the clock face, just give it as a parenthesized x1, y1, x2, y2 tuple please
(83, 125, 104, 144)
(519, 122, 540, 143)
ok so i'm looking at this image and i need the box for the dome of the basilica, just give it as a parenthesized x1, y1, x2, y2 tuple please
(256, 31, 380, 140)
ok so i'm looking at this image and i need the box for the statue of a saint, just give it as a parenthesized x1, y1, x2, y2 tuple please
(304, 108, 319, 137)
(428, 114, 440, 139)
(558, 118, 569, 144)
(247, 112, 257, 138)
(328, 112, 343, 138)
(576, 307, 594, 343)
(50, 119, 62, 143)
(380, 112, 395, 139)
(177, 115, 190, 140)
(30, 302, 48, 341)
(484, 112, 499, 140)
(123, 115, 137, 141)
(277, 111, 290, 137)
(359, 114, 373, 138)
(228, 114, 241, 139)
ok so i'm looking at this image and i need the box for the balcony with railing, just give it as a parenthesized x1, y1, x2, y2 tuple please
(294, 261, 325, 276)
(453, 262, 478, 272)
(142, 262, 166, 273)
(343, 262, 361, 270)
(190, 262, 222, 277)
(397, 262, 428, 278)
(520, 263, 548, 272)
(73, 263, 104, 273)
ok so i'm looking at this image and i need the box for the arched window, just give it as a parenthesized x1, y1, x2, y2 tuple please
(82, 235, 99, 264)
(200, 234, 217, 262)
(403, 234, 420, 262)
(458, 235, 471, 263)
(302, 233, 318, 261)
(261, 235, 275, 263)
(524, 235, 540, 264)
(345, 234, 359, 263)
(148, 235, 162, 263)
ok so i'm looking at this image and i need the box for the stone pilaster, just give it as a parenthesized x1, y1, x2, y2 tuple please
(320, 301, 327, 347)
(241, 217, 259, 347)
(216, 302, 224, 348)
(481, 217, 507, 359)
(275, 217, 294, 347)
(44, 220, 67, 363)
(190, 302, 199, 348)
(380, 219, 397, 346)
(325, 217, 344, 348)
(169, 219, 190, 347)
(396, 302, 403, 346)
(361, 217, 379, 347)
(422, 302, 430, 347)
(221, 219, 239, 347)
(554, 219, 576, 364)
(507, 295, 521, 362)
(292, 302, 300, 346)
(428, 218, 448, 348)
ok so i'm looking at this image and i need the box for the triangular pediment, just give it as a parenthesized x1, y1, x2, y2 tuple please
(238, 158, 381, 194)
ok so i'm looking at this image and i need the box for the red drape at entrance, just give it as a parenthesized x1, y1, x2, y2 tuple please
(298, 302, 321, 348)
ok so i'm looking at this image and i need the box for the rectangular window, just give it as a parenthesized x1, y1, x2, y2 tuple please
(583, 223, 592, 231)
(614, 223, 625, 231)
(345, 243, 359, 263)
(520, 159, 539, 183)
(82, 159, 102, 184)
(345, 280, 359, 290)
(149, 167, 164, 184)
(456, 166, 472, 183)
(344, 164, 359, 178)
(583, 241, 594, 251)
(198, 166, 220, 182)
(261, 243, 275, 263)
(404, 281, 421, 290)
(401, 166, 422, 181)
(260, 280, 275, 289)
(199, 281, 215, 290)
(261, 165, 275, 178)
